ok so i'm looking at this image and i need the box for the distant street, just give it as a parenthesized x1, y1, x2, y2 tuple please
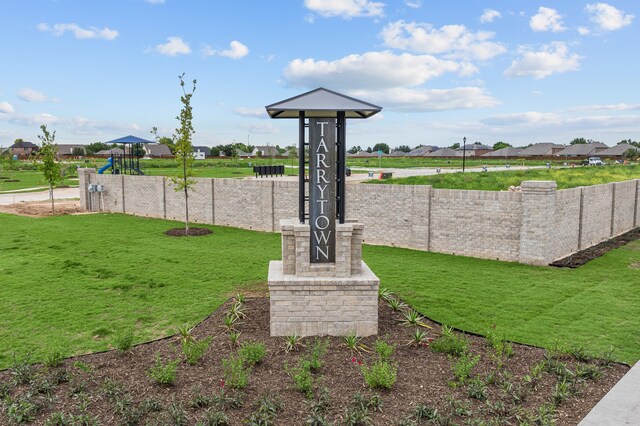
(0, 187, 79, 206)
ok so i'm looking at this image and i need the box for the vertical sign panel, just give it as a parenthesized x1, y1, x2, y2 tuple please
(309, 118, 336, 263)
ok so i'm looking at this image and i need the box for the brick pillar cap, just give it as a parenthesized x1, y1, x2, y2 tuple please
(521, 180, 557, 190)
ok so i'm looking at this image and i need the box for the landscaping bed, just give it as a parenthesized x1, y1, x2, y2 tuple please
(0, 297, 627, 425)
(551, 227, 640, 268)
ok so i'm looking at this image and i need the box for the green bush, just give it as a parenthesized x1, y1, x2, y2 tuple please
(222, 354, 250, 389)
(147, 354, 179, 385)
(308, 338, 329, 370)
(373, 338, 395, 362)
(183, 337, 212, 365)
(452, 353, 480, 384)
(238, 342, 267, 366)
(430, 327, 468, 357)
(44, 350, 66, 368)
(286, 359, 314, 397)
(361, 360, 397, 389)
(114, 329, 135, 353)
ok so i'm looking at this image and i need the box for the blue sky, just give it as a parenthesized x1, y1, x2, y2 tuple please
(0, 0, 638, 149)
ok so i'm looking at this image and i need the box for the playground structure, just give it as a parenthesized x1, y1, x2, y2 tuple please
(97, 135, 153, 175)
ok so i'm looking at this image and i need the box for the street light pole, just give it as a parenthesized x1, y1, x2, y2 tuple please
(462, 136, 467, 173)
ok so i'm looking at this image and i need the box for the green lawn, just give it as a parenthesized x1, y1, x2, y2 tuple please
(0, 213, 638, 368)
(370, 164, 640, 190)
(0, 171, 78, 193)
(347, 156, 557, 169)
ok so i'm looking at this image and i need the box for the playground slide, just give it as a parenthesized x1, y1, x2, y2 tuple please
(98, 157, 113, 174)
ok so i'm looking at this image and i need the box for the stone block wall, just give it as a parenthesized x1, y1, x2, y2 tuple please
(78, 169, 640, 265)
(431, 189, 522, 262)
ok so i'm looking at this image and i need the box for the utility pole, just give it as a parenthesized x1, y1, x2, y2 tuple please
(462, 136, 467, 173)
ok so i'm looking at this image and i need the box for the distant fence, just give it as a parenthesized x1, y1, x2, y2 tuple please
(79, 169, 639, 266)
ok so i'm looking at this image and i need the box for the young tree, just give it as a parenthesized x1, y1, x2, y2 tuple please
(492, 141, 512, 150)
(172, 73, 197, 235)
(372, 142, 390, 154)
(570, 137, 587, 145)
(37, 125, 63, 212)
(395, 145, 412, 153)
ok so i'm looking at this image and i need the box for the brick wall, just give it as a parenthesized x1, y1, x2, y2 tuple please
(78, 170, 639, 265)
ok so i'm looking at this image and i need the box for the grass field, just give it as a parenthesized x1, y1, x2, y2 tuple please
(370, 164, 640, 190)
(0, 213, 638, 369)
(0, 171, 78, 193)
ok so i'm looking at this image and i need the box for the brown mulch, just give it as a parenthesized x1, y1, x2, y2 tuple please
(0, 298, 628, 425)
(551, 227, 640, 268)
(0, 200, 85, 217)
(164, 227, 214, 237)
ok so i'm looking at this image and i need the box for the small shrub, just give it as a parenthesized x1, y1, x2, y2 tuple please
(386, 297, 406, 312)
(378, 287, 394, 301)
(190, 388, 213, 408)
(342, 394, 372, 426)
(10, 353, 34, 385)
(44, 350, 66, 368)
(486, 326, 514, 361)
(183, 337, 213, 365)
(284, 333, 304, 353)
(147, 353, 179, 385)
(72, 361, 92, 373)
(222, 314, 239, 333)
(114, 394, 143, 425)
(44, 412, 72, 425)
(238, 342, 267, 366)
(551, 379, 570, 406)
(114, 329, 135, 353)
(235, 293, 246, 304)
(168, 401, 187, 425)
(177, 324, 196, 346)
(408, 329, 430, 347)
(309, 338, 329, 370)
(575, 363, 602, 380)
(430, 326, 468, 357)
(361, 360, 397, 389)
(228, 301, 246, 320)
(222, 354, 250, 389)
(228, 331, 241, 348)
(6, 397, 39, 424)
(246, 393, 283, 426)
(305, 386, 331, 417)
(413, 404, 439, 422)
(452, 353, 480, 384)
(101, 377, 125, 401)
(286, 359, 314, 397)
(344, 333, 369, 355)
(373, 338, 395, 361)
(142, 397, 163, 413)
(212, 388, 244, 410)
(401, 309, 430, 328)
(201, 409, 230, 426)
(466, 377, 487, 400)
(0, 381, 10, 399)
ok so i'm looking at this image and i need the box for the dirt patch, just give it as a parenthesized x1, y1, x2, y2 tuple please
(550, 227, 640, 268)
(0, 200, 85, 217)
(0, 298, 627, 425)
(164, 227, 214, 237)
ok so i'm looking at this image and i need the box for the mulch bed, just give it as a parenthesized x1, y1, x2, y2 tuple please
(0, 298, 628, 425)
(551, 227, 640, 268)
(164, 227, 213, 237)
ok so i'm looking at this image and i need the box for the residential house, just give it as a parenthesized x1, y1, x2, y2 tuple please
(95, 147, 124, 156)
(455, 144, 492, 157)
(193, 146, 210, 160)
(252, 146, 279, 157)
(598, 143, 638, 158)
(8, 141, 39, 157)
(406, 145, 438, 156)
(57, 144, 86, 157)
(425, 147, 457, 157)
(519, 143, 564, 157)
(144, 144, 173, 158)
(555, 142, 608, 158)
(482, 147, 523, 157)
(386, 150, 407, 157)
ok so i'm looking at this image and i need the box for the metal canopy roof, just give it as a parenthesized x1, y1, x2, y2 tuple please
(105, 135, 154, 144)
(265, 87, 382, 119)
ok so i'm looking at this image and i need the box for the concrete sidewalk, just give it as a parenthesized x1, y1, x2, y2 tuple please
(579, 361, 640, 425)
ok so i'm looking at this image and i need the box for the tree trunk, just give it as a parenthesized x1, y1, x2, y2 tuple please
(184, 187, 189, 235)
(49, 184, 55, 213)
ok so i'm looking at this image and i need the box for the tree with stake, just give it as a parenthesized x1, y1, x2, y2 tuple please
(37, 125, 63, 212)
(172, 73, 197, 235)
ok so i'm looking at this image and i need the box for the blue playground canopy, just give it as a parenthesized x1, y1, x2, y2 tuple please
(105, 135, 154, 144)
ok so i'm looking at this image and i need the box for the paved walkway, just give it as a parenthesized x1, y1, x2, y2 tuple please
(0, 187, 79, 205)
(579, 361, 640, 425)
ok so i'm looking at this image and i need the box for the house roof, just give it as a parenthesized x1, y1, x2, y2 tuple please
(96, 148, 124, 155)
(555, 142, 608, 156)
(461, 144, 492, 150)
(9, 141, 38, 149)
(386, 150, 407, 157)
(265, 87, 382, 119)
(482, 147, 523, 157)
(253, 146, 279, 156)
(520, 143, 564, 156)
(598, 143, 638, 156)
(57, 144, 86, 155)
(235, 148, 251, 156)
(425, 147, 457, 157)
(193, 146, 211, 155)
(145, 144, 173, 157)
(407, 146, 439, 156)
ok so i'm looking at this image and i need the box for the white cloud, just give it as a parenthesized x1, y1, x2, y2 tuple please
(202, 45, 215, 57)
(480, 9, 501, 24)
(482, 111, 561, 126)
(18, 88, 58, 103)
(219, 41, 249, 59)
(234, 107, 267, 118)
(568, 103, 640, 112)
(504, 42, 582, 79)
(529, 7, 566, 32)
(578, 26, 591, 35)
(380, 21, 506, 61)
(304, 0, 384, 19)
(585, 3, 634, 31)
(0, 101, 14, 114)
(8, 113, 61, 126)
(37, 22, 119, 40)
(350, 87, 499, 112)
(405, 1, 421, 9)
(152, 37, 191, 56)
(145, 0, 165, 4)
(284, 51, 467, 90)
